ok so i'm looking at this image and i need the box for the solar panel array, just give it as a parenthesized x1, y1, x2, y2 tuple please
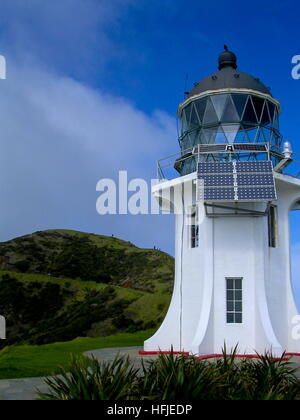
(197, 143, 267, 154)
(197, 160, 276, 202)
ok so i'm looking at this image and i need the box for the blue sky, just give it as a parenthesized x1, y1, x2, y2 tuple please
(0, 0, 300, 303)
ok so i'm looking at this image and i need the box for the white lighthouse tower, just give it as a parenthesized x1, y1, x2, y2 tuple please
(144, 48, 300, 356)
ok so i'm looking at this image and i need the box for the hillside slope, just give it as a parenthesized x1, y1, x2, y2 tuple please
(0, 230, 174, 348)
(0, 229, 174, 293)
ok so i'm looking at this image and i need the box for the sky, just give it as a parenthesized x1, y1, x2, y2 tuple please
(0, 0, 300, 303)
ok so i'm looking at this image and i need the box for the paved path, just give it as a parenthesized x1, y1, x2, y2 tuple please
(0, 377, 48, 400)
(0, 347, 299, 400)
(0, 346, 146, 400)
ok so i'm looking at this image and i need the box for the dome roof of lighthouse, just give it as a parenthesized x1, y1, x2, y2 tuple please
(187, 47, 272, 98)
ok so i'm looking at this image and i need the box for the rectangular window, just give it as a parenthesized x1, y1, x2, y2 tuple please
(268, 205, 278, 248)
(226, 278, 243, 324)
(189, 206, 199, 248)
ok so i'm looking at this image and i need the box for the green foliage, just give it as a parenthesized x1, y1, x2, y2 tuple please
(38, 355, 139, 400)
(50, 237, 110, 282)
(0, 274, 140, 348)
(139, 352, 220, 400)
(0, 269, 170, 349)
(14, 260, 30, 272)
(38, 349, 300, 401)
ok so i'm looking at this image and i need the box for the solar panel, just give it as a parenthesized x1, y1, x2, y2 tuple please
(198, 144, 227, 153)
(238, 187, 277, 200)
(233, 144, 267, 152)
(195, 143, 267, 155)
(203, 187, 235, 201)
(237, 173, 274, 186)
(236, 161, 273, 173)
(197, 160, 277, 202)
(199, 174, 234, 187)
(198, 162, 233, 174)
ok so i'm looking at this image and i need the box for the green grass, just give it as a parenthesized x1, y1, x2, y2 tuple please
(0, 330, 155, 380)
(0, 270, 170, 325)
(0, 270, 143, 302)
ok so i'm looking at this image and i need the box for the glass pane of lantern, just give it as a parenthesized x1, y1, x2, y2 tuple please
(242, 96, 258, 123)
(186, 134, 193, 150)
(196, 130, 203, 144)
(273, 114, 279, 131)
(240, 125, 251, 142)
(190, 103, 199, 127)
(235, 129, 248, 143)
(215, 126, 227, 144)
(222, 124, 240, 143)
(247, 127, 259, 142)
(222, 95, 240, 122)
(255, 128, 264, 143)
(211, 94, 228, 120)
(273, 134, 281, 150)
(261, 102, 271, 125)
(231, 94, 248, 118)
(261, 127, 271, 142)
(203, 97, 219, 125)
(198, 129, 205, 144)
(189, 130, 198, 147)
(268, 101, 275, 122)
(202, 128, 217, 144)
(251, 96, 265, 122)
(180, 134, 189, 152)
(183, 104, 192, 128)
(181, 112, 187, 133)
(195, 98, 207, 123)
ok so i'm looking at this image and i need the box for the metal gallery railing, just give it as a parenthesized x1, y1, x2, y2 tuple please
(157, 143, 273, 181)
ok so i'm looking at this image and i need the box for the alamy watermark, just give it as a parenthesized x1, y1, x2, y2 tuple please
(96, 171, 205, 225)
(291, 315, 300, 340)
(292, 55, 300, 80)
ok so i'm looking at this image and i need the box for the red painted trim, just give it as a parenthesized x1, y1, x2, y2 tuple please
(138, 351, 189, 356)
(139, 351, 293, 361)
(196, 354, 290, 361)
(285, 353, 300, 357)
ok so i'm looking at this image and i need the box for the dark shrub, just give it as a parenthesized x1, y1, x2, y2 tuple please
(38, 348, 300, 401)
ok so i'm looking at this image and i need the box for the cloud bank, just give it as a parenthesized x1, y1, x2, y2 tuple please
(0, 0, 179, 253)
(0, 59, 176, 252)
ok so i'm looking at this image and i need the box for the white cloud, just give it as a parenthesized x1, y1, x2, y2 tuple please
(0, 1, 177, 254)
(0, 59, 176, 252)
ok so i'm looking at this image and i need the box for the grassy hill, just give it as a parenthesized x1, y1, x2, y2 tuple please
(0, 230, 174, 350)
(0, 229, 173, 293)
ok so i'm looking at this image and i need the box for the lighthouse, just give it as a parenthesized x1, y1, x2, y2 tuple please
(144, 48, 300, 356)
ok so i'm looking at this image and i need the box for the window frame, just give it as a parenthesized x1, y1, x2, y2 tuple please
(226, 277, 243, 324)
